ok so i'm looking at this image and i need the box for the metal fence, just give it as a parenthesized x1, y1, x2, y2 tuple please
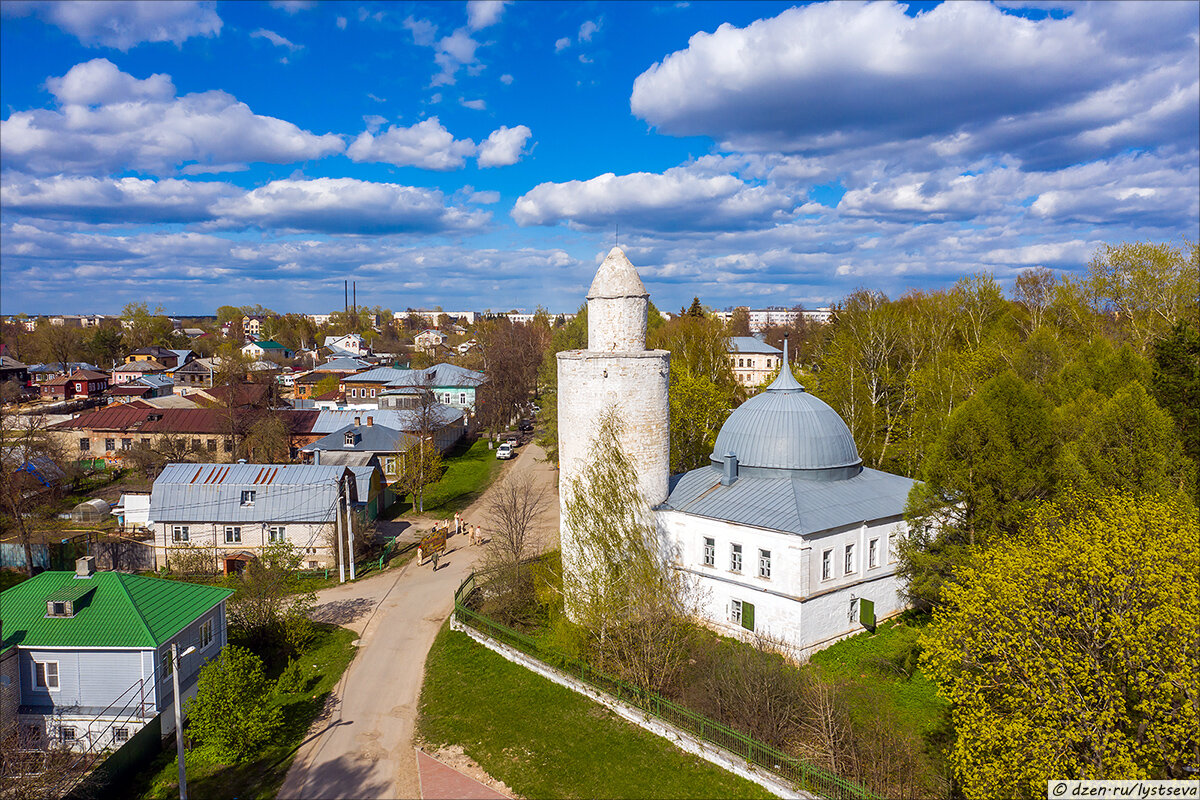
(453, 572, 875, 800)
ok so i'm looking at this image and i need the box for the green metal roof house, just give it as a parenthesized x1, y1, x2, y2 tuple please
(0, 557, 233, 750)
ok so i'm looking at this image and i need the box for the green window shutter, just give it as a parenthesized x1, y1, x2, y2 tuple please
(741, 601, 755, 631)
(860, 598, 876, 631)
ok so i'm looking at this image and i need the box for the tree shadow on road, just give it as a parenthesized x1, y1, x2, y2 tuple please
(311, 597, 376, 625)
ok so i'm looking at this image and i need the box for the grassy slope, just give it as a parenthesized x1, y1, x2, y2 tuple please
(417, 624, 774, 800)
(387, 437, 503, 520)
(130, 623, 357, 800)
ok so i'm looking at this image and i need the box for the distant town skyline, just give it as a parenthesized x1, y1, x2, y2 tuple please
(2, 1, 1197, 315)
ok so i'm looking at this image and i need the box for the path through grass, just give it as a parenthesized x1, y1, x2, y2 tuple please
(417, 623, 774, 800)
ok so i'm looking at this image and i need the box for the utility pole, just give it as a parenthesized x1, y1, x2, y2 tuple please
(344, 477, 356, 580)
(171, 642, 196, 800)
(335, 482, 346, 584)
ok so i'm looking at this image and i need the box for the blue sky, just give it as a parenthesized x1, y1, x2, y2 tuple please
(2, 0, 1197, 316)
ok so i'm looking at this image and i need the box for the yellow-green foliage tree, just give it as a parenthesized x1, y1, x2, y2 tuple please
(921, 492, 1200, 798)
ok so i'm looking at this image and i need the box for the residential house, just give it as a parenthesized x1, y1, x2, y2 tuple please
(149, 463, 360, 571)
(728, 337, 783, 387)
(169, 357, 215, 393)
(112, 360, 168, 385)
(28, 363, 100, 384)
(323, 333, 369, 357)
(39, 369, 109, 402)
(456, 339, 479, 356)
(168, 349, 195, 366)
(125, 347, 180, 369)
(182, 328, 207, 339)
(241, 340, 293, 360)
(340, 364, 484, 417)
(413, 329, 447, 353)
(302, 415, 417, 489)
(0, 356, 31, 393)
(48, 406, 321, 461)
(241, 316, 266, 338)
(107, 374, 174, 404)
(310, 407, 465, 454)
(0, 558, 233, 747)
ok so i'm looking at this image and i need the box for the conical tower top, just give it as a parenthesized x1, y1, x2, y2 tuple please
(765, 336, 805, 392)
(588, 247, 649, 300)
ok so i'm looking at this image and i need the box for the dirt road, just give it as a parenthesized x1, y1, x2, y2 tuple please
(279, 440, 558, 799)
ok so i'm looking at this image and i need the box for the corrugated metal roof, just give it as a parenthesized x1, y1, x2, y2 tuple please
(302, 424, 417, 453)
(729, 337, 781, 355)
(1, 571, 232, 650)
(50, 407, 320, 435)
(711, 389, 860, 470)
(348, 466, 377, 499)
(311, 407, 463, 434)
(149, 462, 353, 523)
(664, 465, 915, 536)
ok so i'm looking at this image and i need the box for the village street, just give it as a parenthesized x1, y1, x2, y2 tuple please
(278, 440, 560, 800)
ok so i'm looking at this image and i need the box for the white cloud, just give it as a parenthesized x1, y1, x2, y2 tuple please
(460, 98, 487, 111)
(433, 28, 480, 85)
(251, 28, 302, 51)
(1, 59, 343, 175)
(478, 125, 532, 168)
(336, 16, 347, 30)
(402, 15, 437, 47)
(4, 0, 222, 51)
(210, 178, 488, 234)
(512, 166, 793, 230)
(362, 114, 387, 132)
(346, 117, 476, 170)
(578, 19, 599, 42)
(500, 73, 514, 85)
(554, 36, 570, 52)
(467, 0, 508, 31)
(630, 2, 1199, 165)
(269, 0, 314, 12)
(0, 173, 235, 224)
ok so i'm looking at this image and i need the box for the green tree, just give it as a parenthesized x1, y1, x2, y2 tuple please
(241, 414, 291, 463)
(314, 373, 340, 397)
(84, 325, 124, 369)
(1086, 238, 1199, 352)
(726, 307, 751, 336)
(1057, 380, 1195, 497)
(921, 492, 1200, 797)
(534, 305, 587, 464)
(185, 645, 283, 763)
(1151, 320, 1200, 464)
(121, 301, 175, 350)
(902, 371, 1057, 609)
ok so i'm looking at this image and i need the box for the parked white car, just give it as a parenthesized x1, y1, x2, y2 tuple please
(495, 442, 515, 460)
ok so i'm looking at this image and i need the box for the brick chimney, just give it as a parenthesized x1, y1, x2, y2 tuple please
(367, 416, 373, 427)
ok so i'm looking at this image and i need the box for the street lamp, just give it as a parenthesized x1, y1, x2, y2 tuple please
(171, 643, 197, 800)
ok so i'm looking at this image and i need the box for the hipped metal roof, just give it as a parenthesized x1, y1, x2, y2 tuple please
(1, 571, 232, 651)
(663, 464, 915, 537)
(149, 462, 354, 523)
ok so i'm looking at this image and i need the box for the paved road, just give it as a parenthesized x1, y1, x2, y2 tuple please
(279, 440, 559, 800)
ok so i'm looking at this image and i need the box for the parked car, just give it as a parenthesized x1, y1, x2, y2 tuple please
(530, 403, 541, 413)
(495, 442, 515, 460)
(518, 419, 534, 432)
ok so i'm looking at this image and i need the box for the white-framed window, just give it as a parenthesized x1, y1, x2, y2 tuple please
(730, 598, 743, 625)
(384, 457, 397, 474)
(225, 526, 242, 543)
(105, 438, 115, 452)
(849, 597, 859, 624)
(350, 388, 358, 398)
(889, 530, 899, 564)
(730, 543, 742, 573)
(822, 549, 832, 580)
(869, 538, 879, 569)
(172, 526, 189, 543)
(60, 726, 76, 743)
(758, 549, 771, 579)
(199, 618, 214, 649)
(703, 537, 715, 567)
(844, 543, 855, 575)
(113, 727, 129, 743)
(79, 438, 90, 452)
(240, 490, 256, 506)
(345, 431, 356, 446)
(121, 438, 132, 450)
(268, 526, 285, 543)
(459, 392, 467, 404)
(33, 661, 60, 691)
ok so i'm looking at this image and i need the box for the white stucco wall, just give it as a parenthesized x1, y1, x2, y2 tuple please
(153, 520, 336, 570)
(658, 509, 908, 657)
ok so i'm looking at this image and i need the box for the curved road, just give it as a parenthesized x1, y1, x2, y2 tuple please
(279, 441, 559, 799)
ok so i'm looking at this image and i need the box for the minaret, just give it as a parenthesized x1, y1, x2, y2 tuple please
(557, 248, 671, 609)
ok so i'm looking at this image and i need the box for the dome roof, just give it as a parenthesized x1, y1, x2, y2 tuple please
(711, 342, 861, 473)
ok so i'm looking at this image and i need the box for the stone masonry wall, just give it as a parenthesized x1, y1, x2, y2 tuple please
(587, 296, 648, 352)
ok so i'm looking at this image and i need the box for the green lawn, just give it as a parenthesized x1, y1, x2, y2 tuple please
(417, 623, 775, 800)
(388, 437, 504, 520)
(129, 623, 357, 800)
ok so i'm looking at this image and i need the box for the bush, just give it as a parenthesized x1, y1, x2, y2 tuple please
(185, 645, 283, 763)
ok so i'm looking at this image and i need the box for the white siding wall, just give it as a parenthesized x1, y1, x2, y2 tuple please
(153, 521, 335, 570)
(658, 509, 908, 657)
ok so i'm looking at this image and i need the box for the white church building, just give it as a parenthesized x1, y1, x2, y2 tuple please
(558, 247, 914, 658)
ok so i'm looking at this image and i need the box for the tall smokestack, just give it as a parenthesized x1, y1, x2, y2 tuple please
(353, 282, 357, 314)
(344, 281, 348, 314)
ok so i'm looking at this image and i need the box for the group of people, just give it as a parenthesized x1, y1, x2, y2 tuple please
(453, 512, 486, 546)
(416, 513, 488, 570)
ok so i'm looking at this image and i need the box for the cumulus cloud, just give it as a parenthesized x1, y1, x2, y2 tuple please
(3, 0, 222, 51)
(460, 98, 487, 111)
(269, 0, 314, 12)
(554, 36, 570, 52)
(346, 117, 477, 170)
(210, 177, 489, 234)
(512, 166, 794, 230)
(500, 73, 514, 85)
(0, 173, 234, 224)
(630, 2, 1199, 165)
(478, 125, 532, 167)
(1, 59, 342, 175)
(578, 19, 599, 42)
(467, 0, 509, 31)
(251, 28, 302, 51)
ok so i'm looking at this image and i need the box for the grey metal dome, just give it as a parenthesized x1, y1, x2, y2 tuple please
(711, 341, 861, 476)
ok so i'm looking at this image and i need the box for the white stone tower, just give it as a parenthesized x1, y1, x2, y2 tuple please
(557, 248, 670, 604)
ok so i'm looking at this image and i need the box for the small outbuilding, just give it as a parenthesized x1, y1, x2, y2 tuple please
(70, 498, 111, 524)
